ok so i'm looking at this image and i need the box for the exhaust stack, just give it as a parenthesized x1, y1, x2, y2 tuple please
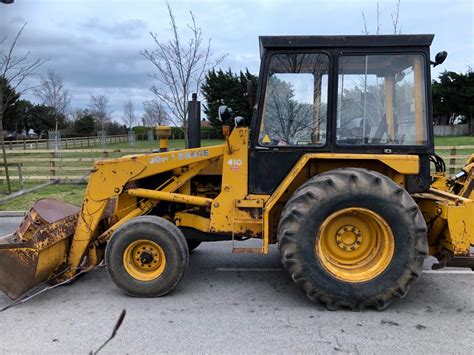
(188, 93, 201, 148)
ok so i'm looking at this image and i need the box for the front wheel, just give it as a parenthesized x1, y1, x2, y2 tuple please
(106, 216, 189, 297)
(278, 168, 427, 310)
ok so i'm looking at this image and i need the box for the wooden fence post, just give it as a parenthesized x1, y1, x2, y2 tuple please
(50, 152, 56, 181)
(17, 163, 24, 190)
(449, 147, 457, 175)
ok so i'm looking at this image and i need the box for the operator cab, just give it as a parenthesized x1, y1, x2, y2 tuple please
(248, 35, 439, 194)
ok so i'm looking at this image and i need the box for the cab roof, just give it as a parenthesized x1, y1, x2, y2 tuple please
(259, 34, 434, 58)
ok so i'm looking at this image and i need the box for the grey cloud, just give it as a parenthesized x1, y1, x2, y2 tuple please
(79, 18, 148, 40)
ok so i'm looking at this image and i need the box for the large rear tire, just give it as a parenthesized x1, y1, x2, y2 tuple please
(106, 216, 189, 297)
(278, 168, 427, 310)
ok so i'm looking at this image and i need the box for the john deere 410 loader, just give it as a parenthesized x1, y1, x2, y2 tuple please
(0, 35, 472, 310)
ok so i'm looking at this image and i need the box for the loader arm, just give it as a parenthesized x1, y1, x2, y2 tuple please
(62, 144, 225, 279)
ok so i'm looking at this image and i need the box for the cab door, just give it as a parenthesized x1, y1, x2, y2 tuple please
(249, 51, 331, 194)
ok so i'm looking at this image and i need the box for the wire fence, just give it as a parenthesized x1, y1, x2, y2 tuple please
(4, 131, 223, 151)
(4, 134, 130, 151)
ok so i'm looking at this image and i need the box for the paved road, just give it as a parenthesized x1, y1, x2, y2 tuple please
(0, 217, 473, 354)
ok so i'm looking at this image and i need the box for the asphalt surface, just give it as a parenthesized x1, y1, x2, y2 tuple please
(0, 217, 473, 354)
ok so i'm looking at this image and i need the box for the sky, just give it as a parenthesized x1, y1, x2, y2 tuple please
(0, 0, 473, 122)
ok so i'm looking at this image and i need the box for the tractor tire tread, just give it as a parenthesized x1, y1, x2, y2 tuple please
(278, 168, 427, 310)
(106, 216, 189, 298)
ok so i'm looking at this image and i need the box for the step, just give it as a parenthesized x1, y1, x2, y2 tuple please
(232, 247, 264, 254)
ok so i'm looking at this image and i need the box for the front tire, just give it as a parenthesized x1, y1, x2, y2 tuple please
(106, 216, 189, 297)
(278, 168, 427, 310)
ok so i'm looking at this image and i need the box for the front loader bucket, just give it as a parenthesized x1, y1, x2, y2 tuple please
(0, 199, 80, 300)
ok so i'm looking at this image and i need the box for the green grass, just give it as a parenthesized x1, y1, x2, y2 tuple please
(434, 136, 474, 157)
(0, 183, 86, 211)
(434, 136, 474, 147)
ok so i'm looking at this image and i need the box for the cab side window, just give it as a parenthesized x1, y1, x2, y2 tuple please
(336, 54, 428, 145)
(259, 53, 329, 146)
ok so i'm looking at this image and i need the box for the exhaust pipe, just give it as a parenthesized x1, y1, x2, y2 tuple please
(188, 93, 201, 149)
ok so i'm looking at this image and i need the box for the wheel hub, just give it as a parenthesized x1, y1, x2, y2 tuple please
(336, 225, 362, 251)
(315, 207, 394, 283)
(123, 239, 167, 281)
(140, 251, 154, 265)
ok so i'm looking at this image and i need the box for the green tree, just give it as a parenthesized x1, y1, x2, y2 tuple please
(74, 110, 96, 135)
(104, 121, 127, 135)
(201, 69, 257, 128)
(432, 70, 474, 134)
(0, 76, 21, 132)
(15, 99, 34, 133)
(26, 104, 66, 137)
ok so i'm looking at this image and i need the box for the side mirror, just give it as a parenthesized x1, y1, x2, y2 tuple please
(218, 105, 233, 124)
(431, 51, 448, 67)
(246, 80, 256, 109)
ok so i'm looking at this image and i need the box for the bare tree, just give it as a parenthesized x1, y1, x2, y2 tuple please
(0, 23, 47, 194)
(142, 99, 168, 127)
(391, 0, 402, 34)
(361, 1, 401, 35)
(141, 3, 225, 147)
(122, 100, 136, 129)
(88, 95, 111, 131)
(264, 77, 313, 144)
(34, 69, 71, 131)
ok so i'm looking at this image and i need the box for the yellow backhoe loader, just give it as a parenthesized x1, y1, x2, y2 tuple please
(0, 35, 472, 310)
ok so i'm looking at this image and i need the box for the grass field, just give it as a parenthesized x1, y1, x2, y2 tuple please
(0, 183, 86, 211)
(0, 136, 472, 211)
(434, 136, 474, 146)
(434, 136, 474, 156)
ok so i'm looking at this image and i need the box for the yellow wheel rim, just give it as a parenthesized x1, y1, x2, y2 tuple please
(123, 239, 166, 281)
(316, 207, 394, 283)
